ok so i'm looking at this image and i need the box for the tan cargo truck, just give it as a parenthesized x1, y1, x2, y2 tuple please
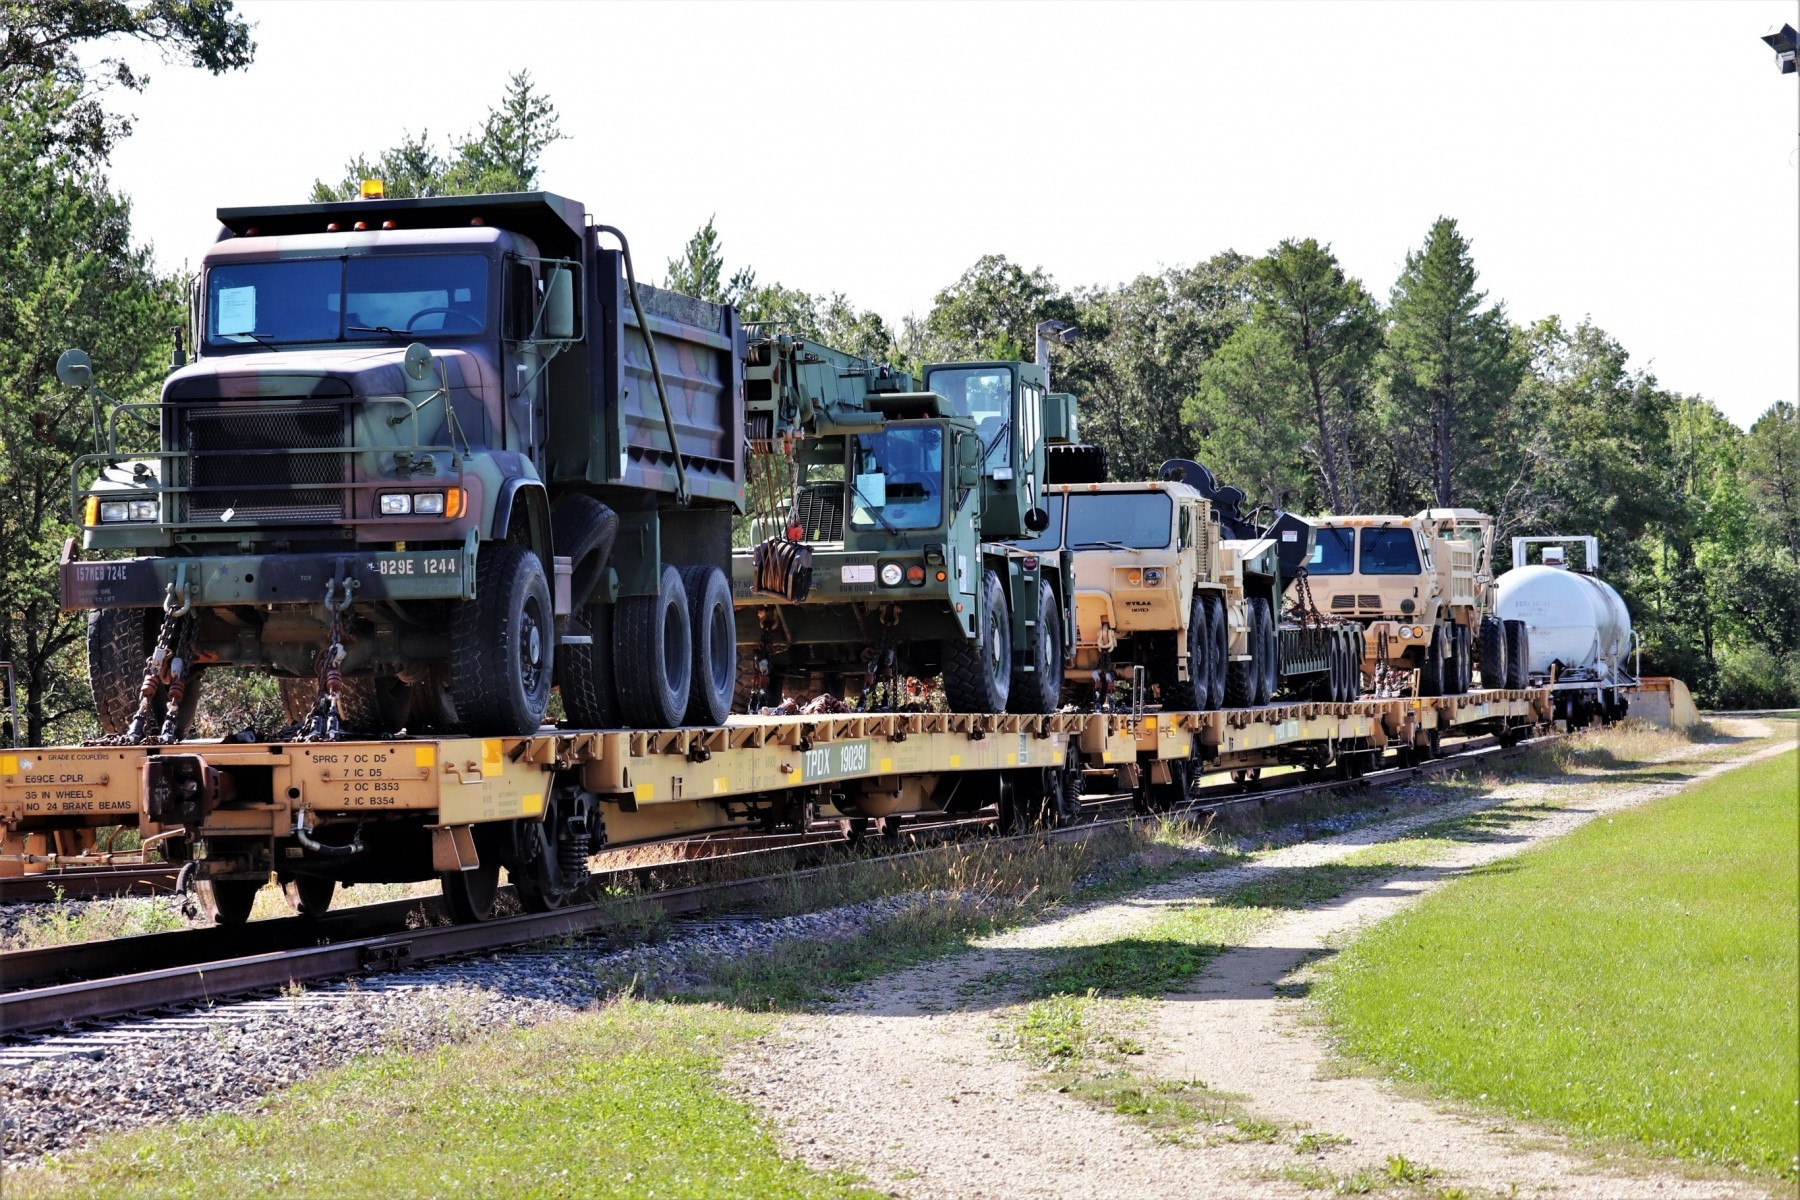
(1303, 508, 1499, 696)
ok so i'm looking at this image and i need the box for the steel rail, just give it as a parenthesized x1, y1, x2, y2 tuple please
(1, 865, 182, 903)
(0, 735, 1545, 1038)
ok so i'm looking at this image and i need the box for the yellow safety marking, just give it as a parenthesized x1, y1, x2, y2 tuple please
(520, 793, 543, 816)
(1006, 753, 1018, 766)
(879, 757, 893, 772)
(414, 746, 436, 768)
(0, 755, 15, 776)
(714, 776, 729, 795)
(949, 754, 961, 768)
(1144, 716, 1158, 730)
(482, 739, 502, 770)
(786, 769, 802, 784)
(634, 782, 655, 802)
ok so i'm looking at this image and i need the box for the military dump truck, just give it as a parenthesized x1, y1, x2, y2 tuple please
(1025, 459, 1363, 715)
(732, 332, 1093, 714)
(1302, 508, 1505, 696)
(60, 190, 748, 752)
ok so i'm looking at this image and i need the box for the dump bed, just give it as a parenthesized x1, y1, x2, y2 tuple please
(548, 242, 746, 508)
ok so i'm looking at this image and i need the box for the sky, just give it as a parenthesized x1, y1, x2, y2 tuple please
(95, 0, 1798, 429)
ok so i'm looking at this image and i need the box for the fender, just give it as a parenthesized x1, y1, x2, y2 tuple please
(491, 476, 553, 569)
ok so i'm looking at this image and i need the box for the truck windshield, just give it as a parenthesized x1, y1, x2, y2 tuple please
(848, 426, 944, 531)
(1016, 494, 1064, 551)
(206, 255, 489, 345)
(1359, 528, 1422, 575)
(1064, 491, 1172, 550)
(1308, 527, 1355, 575)
(924, 367, 1013, 469)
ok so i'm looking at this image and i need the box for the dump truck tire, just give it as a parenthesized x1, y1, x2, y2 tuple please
(943, 569, 1011, 713)
(1478, 614, 1506, 689)
(558, 601, 620, 730)
(451, 544, 555, 735)
(88, 608, 157, 736)
(680, 564, 735, 727)
(1008, 579, 1065, 715)
(614, 564, 692, 728)
(551, 494, 619, 609)
(1252, 597, 1277, 706)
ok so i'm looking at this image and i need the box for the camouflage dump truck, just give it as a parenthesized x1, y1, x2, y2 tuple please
(733, 333, 1095, 714)
(60, 190, 748, 748)
(1028, 459, 1362, 714)
(1303, 508, 1499, 696)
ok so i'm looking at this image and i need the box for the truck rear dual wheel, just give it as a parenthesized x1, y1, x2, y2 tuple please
(1007, 580, 1064, 715)
(451, 544, 555, 736)
(614, 563, 692, 729)
(943, 569, 1011, 714)
(557, 600, 621, 729)
(681, 564, 736, 727)
(1202, 595, 1228, 710)
(1451, 623, 1472, 695)
(1252, 597, 1277, 706)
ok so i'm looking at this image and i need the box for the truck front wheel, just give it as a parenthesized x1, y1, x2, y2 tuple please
(1008, 580, 1064, 715)
(88, 607, 202, 738)
(451, 544, 555, 735)
(943, 569, 1011, 713)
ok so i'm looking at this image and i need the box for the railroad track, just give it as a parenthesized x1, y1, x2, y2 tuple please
(0, 864, 182, 903)
(0, 733, 1541, 1038)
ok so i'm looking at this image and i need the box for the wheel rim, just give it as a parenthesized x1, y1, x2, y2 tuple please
(520, 594, 547, 694)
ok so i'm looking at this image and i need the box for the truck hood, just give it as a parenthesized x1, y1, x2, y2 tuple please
(163, 346, 490, 403)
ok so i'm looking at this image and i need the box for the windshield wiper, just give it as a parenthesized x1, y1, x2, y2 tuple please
(1072, 539, 1130, 551)
(226, 331, 278, 352)
(847, 480, 901, 536)
(348, 324, 403, 336)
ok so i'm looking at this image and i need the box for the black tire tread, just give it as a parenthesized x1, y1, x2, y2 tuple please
(942, 569, 1010, 713)
(450, 544, 554, 735)
(87, 608, 154, 736)
(613, 563, 691, 729)
(1007, 580, 1065, 715)
(679, 564, 734, 727)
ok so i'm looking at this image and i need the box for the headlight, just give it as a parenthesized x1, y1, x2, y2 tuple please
(97, 499, 159, 523)
(1399, 626, 1412, 639)
(412, 492, 446, 515)
(379, 493, 413, 515)
(1143, 568, 1164, 586)
(879, 563, 904, 587)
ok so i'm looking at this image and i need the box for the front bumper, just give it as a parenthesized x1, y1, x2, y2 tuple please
(60, 537, 477, 611)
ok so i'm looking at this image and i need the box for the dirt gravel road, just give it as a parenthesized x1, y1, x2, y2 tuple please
(728, 730, 1794, 1200)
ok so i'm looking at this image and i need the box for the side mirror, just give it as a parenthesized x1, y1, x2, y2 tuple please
(1025, 507, 1050, 533)
(403, 342, 434, 383)
(56, 349, 94, 389)
(543, 266, 576, 340)
(957, 434, 982, 467)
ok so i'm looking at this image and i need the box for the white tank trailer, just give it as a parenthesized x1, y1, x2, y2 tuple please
(1494, 536, 1635, 684)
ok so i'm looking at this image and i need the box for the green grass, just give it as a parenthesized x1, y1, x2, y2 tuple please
(14, 1001, 877, 1199)
(1320, 748, 1800, 1180)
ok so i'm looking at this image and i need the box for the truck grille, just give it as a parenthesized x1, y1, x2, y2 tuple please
(793, 484, 844, 542)
(184, 405, 348, 523)
(1330, 594, 1384, 611)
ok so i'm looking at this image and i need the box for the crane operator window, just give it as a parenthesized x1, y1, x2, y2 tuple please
(923, 366, 1014, 471)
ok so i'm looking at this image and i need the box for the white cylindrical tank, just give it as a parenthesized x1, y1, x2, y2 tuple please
(1494, 564, 1633, 681)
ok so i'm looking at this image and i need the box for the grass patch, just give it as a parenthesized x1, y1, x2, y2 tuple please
(0, 891, 188, 950)
(1320, 749, 1800, 1180)
(12, 1000, 876, 1199)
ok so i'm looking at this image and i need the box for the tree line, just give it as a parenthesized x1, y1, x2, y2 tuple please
(2, 19, 1793, 745)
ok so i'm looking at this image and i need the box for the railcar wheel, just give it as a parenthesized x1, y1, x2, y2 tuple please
(451, 544, 555, 735)
(1009, 580, 1065, 715)
(279, 874, 335, 918)
(196, 878, 261, 926)
(614, 564, 692, 729)
(440, 862, 501, 923)
(680, 565, 736, 727)
(943, 569, 1012, 714)
(1141, 755, 1193, 813)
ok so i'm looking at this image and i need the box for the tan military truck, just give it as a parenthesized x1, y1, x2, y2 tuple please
(1303, 508, 1498, 696)
(1017, 477, 1279, 712)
